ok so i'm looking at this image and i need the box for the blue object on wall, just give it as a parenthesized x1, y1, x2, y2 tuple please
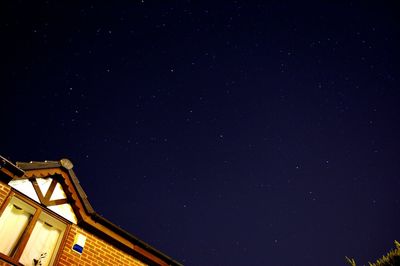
(72, 244, 83, 254)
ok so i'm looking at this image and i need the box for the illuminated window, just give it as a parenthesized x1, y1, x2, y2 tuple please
(0, 195, 67, 266)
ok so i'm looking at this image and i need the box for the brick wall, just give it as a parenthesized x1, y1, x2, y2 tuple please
(58, 224, 147, 266)
(0, 181, 10, 210)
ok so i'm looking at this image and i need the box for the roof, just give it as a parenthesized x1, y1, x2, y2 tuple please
(0, 155, 25, 179)
(0, 155, 182, 266)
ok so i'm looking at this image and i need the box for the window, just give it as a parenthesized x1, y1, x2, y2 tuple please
(0, 195, 67, 266)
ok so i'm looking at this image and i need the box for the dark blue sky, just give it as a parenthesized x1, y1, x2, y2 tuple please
(1, 1, 399, 265)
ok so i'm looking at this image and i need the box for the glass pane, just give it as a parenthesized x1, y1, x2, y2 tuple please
(0, 202, 31, 256)
(19, 213, 64, 266)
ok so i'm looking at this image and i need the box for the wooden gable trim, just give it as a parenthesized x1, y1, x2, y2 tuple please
(0, 167, 17, 182)
(22, 168, 86, 222)
(47, 198, 69, 206)
(30, 178, 68, 207)
(31, 178, 46, 203)
(44, 178, 58, 202)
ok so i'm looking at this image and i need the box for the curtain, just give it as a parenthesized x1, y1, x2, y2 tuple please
(19, 219, 61, 266)
(0, 204, 31, 256)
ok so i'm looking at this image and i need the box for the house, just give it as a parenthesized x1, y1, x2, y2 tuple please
(0, 155, 182, 266)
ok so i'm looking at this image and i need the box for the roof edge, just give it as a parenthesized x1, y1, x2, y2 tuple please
(90, 212, 183, 266)
(0, 155, 25, 178)
(16, 160, 62, 170)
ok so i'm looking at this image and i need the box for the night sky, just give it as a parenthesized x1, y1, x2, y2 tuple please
(1, 1, 400, 265)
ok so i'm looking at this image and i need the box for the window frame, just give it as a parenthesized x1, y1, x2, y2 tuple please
(0, 190, 71, 266)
